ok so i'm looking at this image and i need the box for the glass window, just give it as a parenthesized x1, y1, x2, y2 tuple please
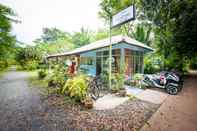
(133, 51, 143, 73)
(96, 52, 102, 56)
(103, 51, 109, 56)
(112, 49, 120, 56)
(80, 57, 93, 65)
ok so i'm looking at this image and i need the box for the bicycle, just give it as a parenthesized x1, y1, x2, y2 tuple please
(87, 75, 102, 100)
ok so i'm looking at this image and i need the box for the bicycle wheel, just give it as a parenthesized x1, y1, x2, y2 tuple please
(90, 84, 100, 100)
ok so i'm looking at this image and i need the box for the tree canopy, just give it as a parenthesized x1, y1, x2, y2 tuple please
(0, 3, 17, 69)
(99, 0, 197, 72)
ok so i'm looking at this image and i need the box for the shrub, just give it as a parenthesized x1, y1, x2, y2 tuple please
(131, 73, 146, 89)
(100, 70, 109, 87)
(61, 75, 88, 102)
(47, 64, 67, 88)
(111, 73, 124, 91)
(0, 60, 8, 70)
(18, 60, 39, 71)
(38, 70, 47, 79)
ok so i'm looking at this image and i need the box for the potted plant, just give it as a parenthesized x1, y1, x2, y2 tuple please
(118, 87, 127, 97)
(83, 97, 94, 109)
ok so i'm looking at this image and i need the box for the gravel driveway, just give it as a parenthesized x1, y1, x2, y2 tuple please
(0, 69, 66, 131)
(0, 69, 159, 131)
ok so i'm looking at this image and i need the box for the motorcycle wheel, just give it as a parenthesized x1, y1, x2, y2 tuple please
(166, 83, 178, 95)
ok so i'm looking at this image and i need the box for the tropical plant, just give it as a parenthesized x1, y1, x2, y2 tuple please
(99, 0, 197, 73)
(0, 4, 17, 69)
(111, 73, 124, 92)
(131, 73, 145, 88)
(16, 46, 42, 70)
(47, 64, 67, 88)
(38, 70, 47, 79)
(71, 27, 92, 48)
(126, 23, 152, 46)
(61, 75, 88, 102)
(144, 54, 162, 74)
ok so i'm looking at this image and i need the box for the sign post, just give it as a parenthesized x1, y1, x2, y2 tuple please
(109, 16, 112, 90)
(108, 5, 135, 89)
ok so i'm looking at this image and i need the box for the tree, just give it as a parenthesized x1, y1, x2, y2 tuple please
(35, 27, 72, 44)
(126, 23, 152, 46)
(71, 27, 92, 47)
(16, 46, 42, 70)
(33, 28, 74, 56)
(0, 4, 17, 69)
(139, 0, 197, 72)
(99, 0, 197, 72)
(99, 0, 153, 45)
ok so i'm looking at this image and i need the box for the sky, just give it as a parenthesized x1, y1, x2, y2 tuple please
(1, 0, 105, 44)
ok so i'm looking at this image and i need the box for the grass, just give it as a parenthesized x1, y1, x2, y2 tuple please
(28, 70, 79, 106)
(28, 70, 49, 97)
(0, 68, 8, 78)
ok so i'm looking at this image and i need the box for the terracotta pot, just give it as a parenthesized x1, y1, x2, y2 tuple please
(131, 80, 137, 86)
(84, 98, 93, 109)
(119, 89, 127, 97)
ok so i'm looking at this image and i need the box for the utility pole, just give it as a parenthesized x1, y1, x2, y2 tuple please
(109, 15, 112, 90)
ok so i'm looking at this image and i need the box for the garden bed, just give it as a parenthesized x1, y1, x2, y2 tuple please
(40, 94, 159, 131)
(28, 71, 160, 130)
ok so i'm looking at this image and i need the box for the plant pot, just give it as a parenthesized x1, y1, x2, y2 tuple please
(83, 98, 94, 109)
(119, 89, 127, 97)
(111, 87, 119, 93)
(131, 80, 137, 86)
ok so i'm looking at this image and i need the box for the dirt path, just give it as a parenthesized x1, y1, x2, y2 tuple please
(140, 70, 197, 131)
(0, 69, 66, 131)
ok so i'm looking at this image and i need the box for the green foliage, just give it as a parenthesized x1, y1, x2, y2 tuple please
(131, 73, 146, 89)
(47, 64, 67, 88)
(171, 0, 197, 58)
(0, 60, 8, 70)
(34, 28, 74, 56)
(98, 0, 197, 73)
(40, 28, 70, 43)
(61, 75, 88, 102)
(99, 0, 134, 20)
(132, 73, 143, 80)
(38, 70, 47, 79)
(111, 73, 124, 91)
(25, 60, 39, 70)
(71, 27, 92, 48)
(0, 4, 17, 69)
(16, 47, 41, 70)
(144, 54, 162, 74)
(126, 23, 152, 46)
(190, 56, 197, 69)
(92, 29, 108, 41)
(139, 0, 197, 72)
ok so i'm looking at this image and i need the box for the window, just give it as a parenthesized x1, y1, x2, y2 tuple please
(96, 49, 121, 74)
(80, 57, 93, 65)
(134, 51, 143, 73)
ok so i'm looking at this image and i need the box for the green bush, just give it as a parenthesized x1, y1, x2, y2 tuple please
(100, 70, 109, 87)
(131, 73, 146, 89)
(38, 70, 47, 79)
(111, 73, 124, 91)
(61, 75, 88, 102)
(144, 54, 162, 74)
(47, 64, 67, 88)
(132, 73, 143, 80)
(18, 60, 39, 71)
(0, 60, 8, 70)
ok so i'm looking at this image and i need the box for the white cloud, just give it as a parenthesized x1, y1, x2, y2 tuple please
(1, 0, 105, 44)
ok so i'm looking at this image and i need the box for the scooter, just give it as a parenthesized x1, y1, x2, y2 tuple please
(142, 71, 182, 95)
